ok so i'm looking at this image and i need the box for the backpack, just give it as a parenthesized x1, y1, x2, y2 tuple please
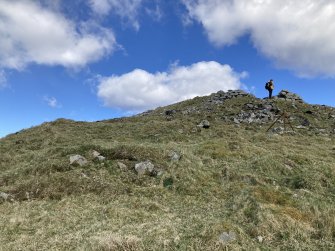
(265, 82, 270, 90)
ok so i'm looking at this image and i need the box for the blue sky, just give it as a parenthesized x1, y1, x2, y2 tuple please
(0, 0, 334, 137)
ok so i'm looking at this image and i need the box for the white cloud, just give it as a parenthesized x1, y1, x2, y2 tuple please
(89, 0, 143, 30)
(183, 0, 335, 77)
(0, 70, 6, 88)
(44, 96, 61, 108)
(0, 0, 116, 70)
(89, 0, 112, 15)
(145, 5, 163, 22)
(97, 61, 246, 111)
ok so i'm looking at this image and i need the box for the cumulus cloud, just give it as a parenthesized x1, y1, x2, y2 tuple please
(97, 61, 246, 111)
(0, 0, 116, 70)
(183, 0, 335, 77)
(89, 0, 143, 30)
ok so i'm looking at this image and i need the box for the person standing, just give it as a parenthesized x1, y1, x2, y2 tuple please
(265, 79, 274, 99)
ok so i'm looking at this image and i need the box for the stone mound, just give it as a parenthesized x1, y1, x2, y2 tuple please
(275, 90, 303, 102)
(209, 90, 253, 105)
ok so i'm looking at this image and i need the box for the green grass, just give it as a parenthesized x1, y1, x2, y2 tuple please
(0, 94, 334, 250)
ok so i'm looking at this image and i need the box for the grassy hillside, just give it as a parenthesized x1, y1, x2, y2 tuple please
(0, 91, 334, 250)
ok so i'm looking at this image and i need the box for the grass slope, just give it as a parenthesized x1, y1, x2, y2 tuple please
(0, 93, 334, 250)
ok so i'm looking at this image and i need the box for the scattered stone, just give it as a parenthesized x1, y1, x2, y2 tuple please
(70, 155, 88, 167)
(271, 127, 284, 134)
(301, 118, 310, 127)
(0, 192, 11, 201)
(244, 103, 255, 109)
(96, 155, 106, 161)
(257, 236, 264, 243)
(135, 160, 155, 176)
(234, 110, 273, 124)
(219, 231, 236, 244)
(231, 102, 278, 124)
(198, 120, 210, 129)
(168, 151, 181, 161)
(182, 107, 198, 115)
(156, 170, 164, 177)
(165, 110, 176, 116)
(91, 150, 106, 162)
(92, 150, 101, 158)
(117, 162, 128, 171)
(284, 164, 293, 170)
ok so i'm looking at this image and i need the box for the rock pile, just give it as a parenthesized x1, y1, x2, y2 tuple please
(227, 102, 279, 124)
(275, 90, 303, 102)
(209, 90, 253, 105)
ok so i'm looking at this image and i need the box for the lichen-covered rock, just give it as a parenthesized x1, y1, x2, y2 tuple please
(168, 151, 181, 161)
(135, 160, 155, 176)
(70, 155, 88, 166)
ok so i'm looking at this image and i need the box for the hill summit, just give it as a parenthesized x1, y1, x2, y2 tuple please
(0, 89, 334, 250)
